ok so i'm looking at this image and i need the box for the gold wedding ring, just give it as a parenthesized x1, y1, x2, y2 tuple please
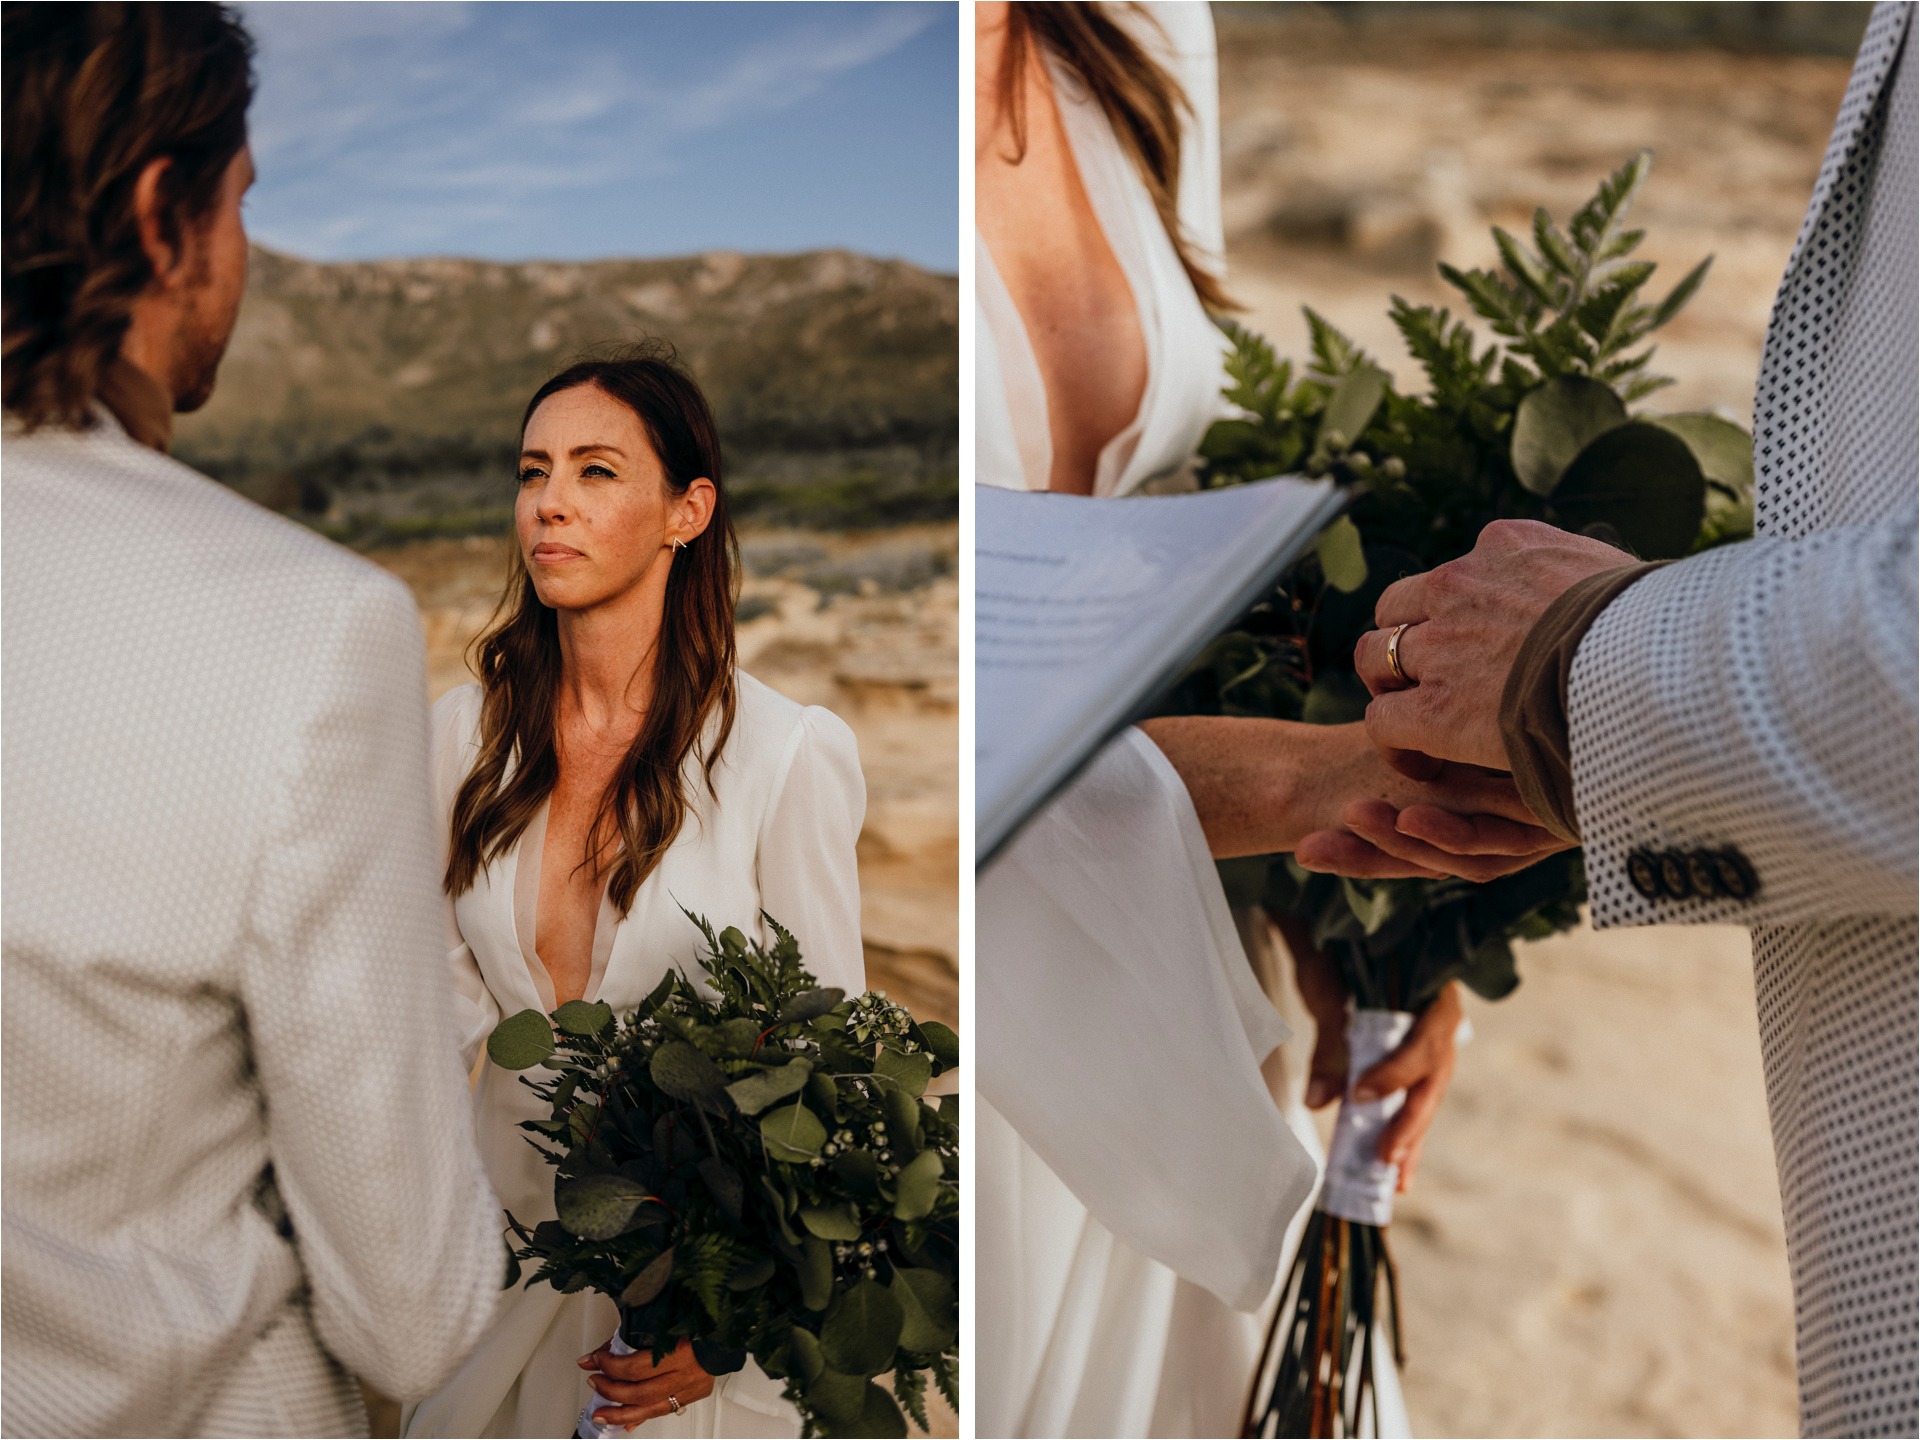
(667, 1394, 683, 1416)
(1385, 622, 1413, 683)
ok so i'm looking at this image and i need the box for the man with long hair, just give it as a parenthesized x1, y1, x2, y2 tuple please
(2, 6, 501, 1433)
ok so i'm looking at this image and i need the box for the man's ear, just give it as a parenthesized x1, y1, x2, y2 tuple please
(130, 156, 185, 288)
(677, 477, 718, 541)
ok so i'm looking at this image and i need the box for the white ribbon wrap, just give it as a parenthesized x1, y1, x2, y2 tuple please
(1320, 1008, 1416, 1226)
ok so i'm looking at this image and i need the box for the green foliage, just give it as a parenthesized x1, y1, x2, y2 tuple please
(1176, 153, 1755, 1013)
(489, 912, 959, 1437)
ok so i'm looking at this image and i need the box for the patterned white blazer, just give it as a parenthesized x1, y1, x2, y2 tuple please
(2, 414, 503, 1436)
(1567, 5, 1917, 1434)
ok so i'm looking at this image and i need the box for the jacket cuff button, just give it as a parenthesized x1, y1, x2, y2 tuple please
(1686, 851, 1725, 898)
(1657, 851, 1694, 899)
(1627, 849, 1663, 900)
(1713, 849, 1759, 900)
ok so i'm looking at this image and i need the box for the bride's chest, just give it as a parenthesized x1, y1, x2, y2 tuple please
(456, 797, 767, 1014)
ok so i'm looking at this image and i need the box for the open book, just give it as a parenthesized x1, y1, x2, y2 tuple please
(977, 476, 1346, 868)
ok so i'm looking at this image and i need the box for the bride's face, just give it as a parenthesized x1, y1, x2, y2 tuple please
(515, 383, 712, 614)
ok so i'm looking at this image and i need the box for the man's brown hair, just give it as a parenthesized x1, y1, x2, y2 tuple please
(3, 2, 253, 429)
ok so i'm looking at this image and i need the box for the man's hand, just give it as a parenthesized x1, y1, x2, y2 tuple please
(1354, 519, 1634, 774)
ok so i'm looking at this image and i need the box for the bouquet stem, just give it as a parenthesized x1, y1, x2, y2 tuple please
(1243, 1009, 1415, 1438)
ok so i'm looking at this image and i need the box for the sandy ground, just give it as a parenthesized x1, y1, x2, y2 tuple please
(1217, 25, 1858, 1438)
(367, 525, 960, 1438)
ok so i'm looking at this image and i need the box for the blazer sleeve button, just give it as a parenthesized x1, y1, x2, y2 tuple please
(1686, 850, 1726, 898)
(1657, 851, 1694, 899)
(1713, 848, 1760, 901)
(1627, 849, 1663, 900)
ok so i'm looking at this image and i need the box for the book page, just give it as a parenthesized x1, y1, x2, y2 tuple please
(976, 477, 1344, 866)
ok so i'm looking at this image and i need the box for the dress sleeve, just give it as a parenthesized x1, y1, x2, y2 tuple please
(238, 573, 501, 1401)
(1568, 518, 1918, 928)
(755, 705, 868, 998)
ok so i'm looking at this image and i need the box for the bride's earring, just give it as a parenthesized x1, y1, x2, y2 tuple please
(671, 536, 685, 555)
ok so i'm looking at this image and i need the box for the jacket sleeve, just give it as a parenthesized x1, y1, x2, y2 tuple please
(1567, 516, 1918, 928)
(238, 568, 501, 1401)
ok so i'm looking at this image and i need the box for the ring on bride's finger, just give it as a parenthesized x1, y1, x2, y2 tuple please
(1386, 622, 1414, 683)
(667, 1394, 683, 1416)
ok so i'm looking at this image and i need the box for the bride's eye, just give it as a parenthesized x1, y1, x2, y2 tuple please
(516, 466, 545, 485)
(582, 462, 617, 479)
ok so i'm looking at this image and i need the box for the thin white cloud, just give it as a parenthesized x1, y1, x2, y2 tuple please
(234, 2, 951, 260)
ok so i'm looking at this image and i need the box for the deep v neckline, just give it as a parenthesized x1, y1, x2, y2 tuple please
(511, 800, 620, 1011)
(978, 54, 1156, 497)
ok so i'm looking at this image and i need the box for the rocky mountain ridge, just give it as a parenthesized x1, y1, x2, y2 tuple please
(174, 245, 957, 540)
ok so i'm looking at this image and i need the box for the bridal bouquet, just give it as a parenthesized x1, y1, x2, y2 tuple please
(1166, 153, 1755, 1437)
(486, 914, 959, 1439)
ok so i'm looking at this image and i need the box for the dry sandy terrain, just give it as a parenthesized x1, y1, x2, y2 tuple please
(368, 525, 959, 1438)
(1217, 22, 1860, 1438)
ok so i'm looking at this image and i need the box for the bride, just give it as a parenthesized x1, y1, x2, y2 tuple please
(403, 348, 867, 1438)
(975, 5, 1561, 1435)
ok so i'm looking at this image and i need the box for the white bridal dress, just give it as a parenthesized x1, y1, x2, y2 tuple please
(976, 5, 1408, 1435)
(403, 673, 868, 1440)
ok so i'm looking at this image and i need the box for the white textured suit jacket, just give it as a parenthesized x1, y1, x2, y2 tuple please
(1567, 5, 1917, 1434)
(2, 414, 503, 1436)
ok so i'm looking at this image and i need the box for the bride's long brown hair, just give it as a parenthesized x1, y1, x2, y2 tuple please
(996, 2, 1235, 313)
(444, 347, 739, 913)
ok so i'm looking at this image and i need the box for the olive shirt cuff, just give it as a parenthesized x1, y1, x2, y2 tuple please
(1498, 562, 1670, 844)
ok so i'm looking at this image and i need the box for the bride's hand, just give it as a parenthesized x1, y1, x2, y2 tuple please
(1289, 927, 1462, 1195)
(1292, 729, 1571, 881)
(578, 1336, 714, 1431)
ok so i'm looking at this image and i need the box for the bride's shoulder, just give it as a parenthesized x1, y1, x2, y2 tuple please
(429, 683, 484, 760)
(1126, 1, 1215, 59)
(727, 672, 858, 769)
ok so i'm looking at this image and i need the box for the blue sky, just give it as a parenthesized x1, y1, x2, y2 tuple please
(236, 2, 957, 270)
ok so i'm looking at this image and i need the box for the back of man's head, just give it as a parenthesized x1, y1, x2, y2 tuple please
(3, 2, 253, 430)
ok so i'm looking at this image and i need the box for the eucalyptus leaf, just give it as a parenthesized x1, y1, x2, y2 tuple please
(1511, 375, 1626, 495)
(847, 1384, 909, 1439)
(619, 1247, 674, 1307)
(881, 1086, 922, 1154)
(890, 1269, 958, 1353)
(806, 1370, 872, 1429)
(556, 1173, 653, 1241)
(821, 1279, 904, 1377)
(872, 1046, 931, 1099)
(779, 987, 846, 1024)
(690, 1340, 747, 1377)
(761, 1101, 827, 1162)
(1647, 412, 1753, 493)
(650, 1041, 728, 1104)
(892, 1149, 943, 1221)
(800, 1234, 834, 1312)
(551, 999, 614, 1037)
(801, 1202, 862, 1240)
(487, 1009, 556, 1070)
(1313, 515, 1368, 593)
(1317, 362, 1387, 454)
(917, 1021, 959, 1069)
(727, 1255, 776, 1291)
(788, 1324, 826, 1384)
(725, 1059, 813, 1116)
(1549, 421, 1705, 559)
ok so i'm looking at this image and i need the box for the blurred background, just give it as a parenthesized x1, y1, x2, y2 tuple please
(179, 7, 957, 1430)
(1212, 3, 1871, 1435)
